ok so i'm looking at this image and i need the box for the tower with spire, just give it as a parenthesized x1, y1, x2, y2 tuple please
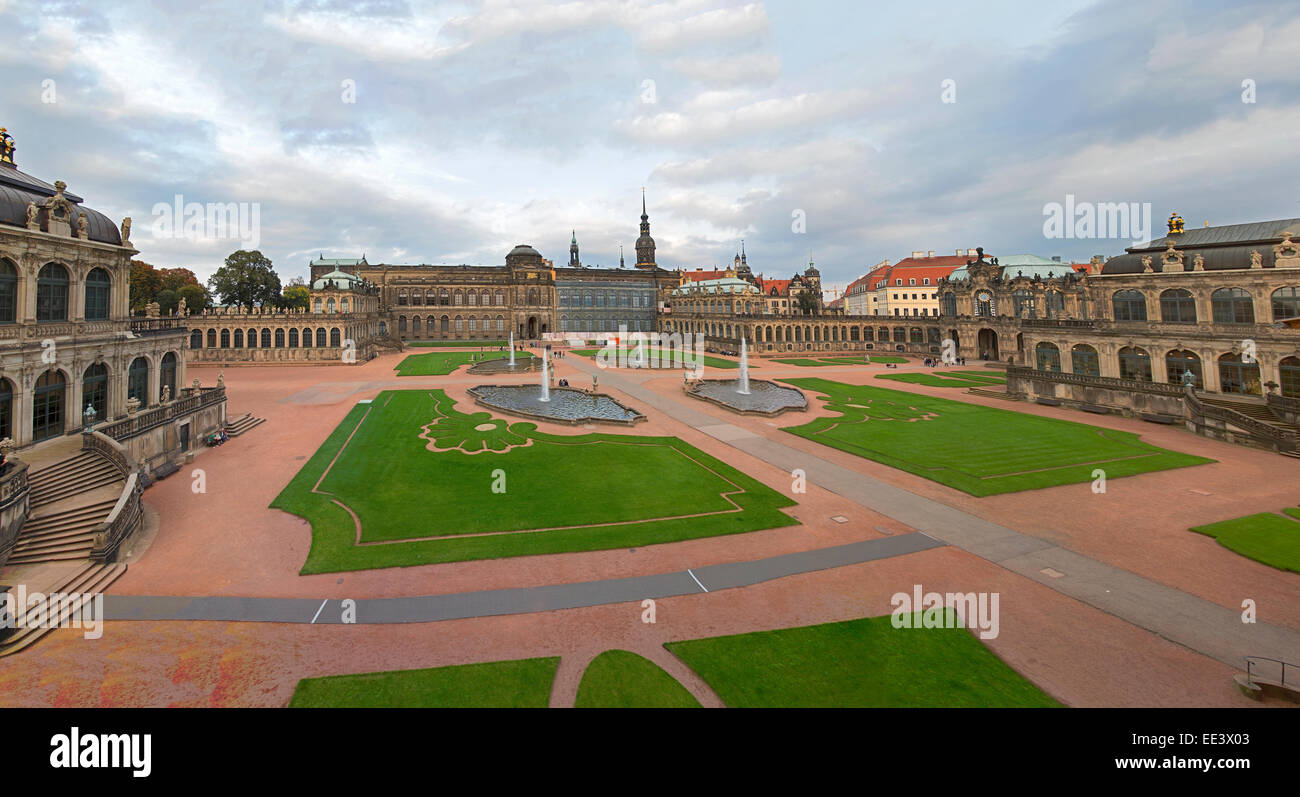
(569, 230, 581, 267)
(635, 188, 656, 270)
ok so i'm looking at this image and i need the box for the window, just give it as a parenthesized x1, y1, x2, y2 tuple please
(0, 260, 15, 323)
(1112, 290, 1147, 322)
(190, 329, 203, 349)
(1159, 288, 1196, 324)
(1211, 288, 1254, 324)
(261, 328, 271, 347)
(1280, 356, 1300, 398)
(330, 328, 341, 347)
(909, 278, 916, 286)
(1118, 346, 1152, 382)
(128, 358, 149, 407)
(160, 352, 177, 400)
(275, 328, 285, 347)
(206, 329, 216, 347)
(1013, 290, 1036, 319)
(221, 329, 230, 348)
(1071, 345, 1102, 377)
(80, 268, 110, 321)
(37, 263, 69, 322)
(0, 379, 11, 441)
(316, 328, 327, 346)
(1165, 349, 1201, 387)
(234, 329, 244, 347)
(289, 328, 299, 347)
(33, 369, 65, 442)
(1218, 352, 1261, 395)
(923, 278, 930, 285)
(1044, 291, 1065, 318)
(1035, 343, 1061, 372)
(1272, 287, 1300, 321)
(82, 363, 108, 422)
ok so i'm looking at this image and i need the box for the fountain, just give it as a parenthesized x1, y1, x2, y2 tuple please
(539, 349, 550, 402)
(685, 336, 806, 416)
(466, 330, 540, 375)
(508, 330, 515, 368)
(737, 337, 751, 395)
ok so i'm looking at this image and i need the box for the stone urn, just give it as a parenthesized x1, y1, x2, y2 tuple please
(126, 396, 141, 415)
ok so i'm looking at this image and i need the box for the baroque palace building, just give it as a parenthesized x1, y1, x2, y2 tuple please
(937, 215, 1300, 398)
(0, 128, 223, 454)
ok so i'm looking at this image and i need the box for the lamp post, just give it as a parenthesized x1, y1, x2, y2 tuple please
(83, 402, 97, 432)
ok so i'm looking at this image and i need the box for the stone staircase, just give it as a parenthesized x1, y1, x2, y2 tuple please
(0, 560, 126, 657)
(966, 386, 1022, 402)
(225, 412, 265, 437)
(6, 497, 118, 565)
(0, 445, 130, 656)
(1199, 396, 1300, 435)
(28, 451, 121, 505)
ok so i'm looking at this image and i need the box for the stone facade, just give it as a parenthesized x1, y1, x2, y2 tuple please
(938, 220, 1300, 397)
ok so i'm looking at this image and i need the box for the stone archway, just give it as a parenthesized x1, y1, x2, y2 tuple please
(977, 328, 999, 360)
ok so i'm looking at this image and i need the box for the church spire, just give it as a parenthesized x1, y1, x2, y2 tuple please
(569, 230, 580, 267)
(635, 189, 656, 269)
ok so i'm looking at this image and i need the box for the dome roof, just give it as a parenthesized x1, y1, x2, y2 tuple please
(0, 163, 121, 246)
(311, 269, 361, 290)
(508, 244, 540, 257)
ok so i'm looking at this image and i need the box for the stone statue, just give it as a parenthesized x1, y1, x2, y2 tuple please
(1193, 253, 1205, 271)
(120, 217, 132, 244)
(126, 396, 140, 415)
(1250, 250, 1263, 269)
(146, 301, 160, 318)
(1141, 255, 1153, 272)
(177, 296, 187, 317)
(76, 213, 88, 239)
(192, 378, 201, 392)
(25, 201, 38, 229)
(217, 371, 225, 388)
(161, 385, 171, 403)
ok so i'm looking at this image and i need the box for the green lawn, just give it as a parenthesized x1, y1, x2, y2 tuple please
(1191, 510, 1300, 573)
(574, 650, 701, 708)
(395, 350, 533, 376)
(289, 657, 559, 707)
(272, 389, 798, 572)
(876, 370, 1008, 388)
(772, 355, 910, 366)
(571, 347, 741, 369)
(666, 615, 1061, 707)
(779, 378, 1213, 496)
(405, 340, 508, 348)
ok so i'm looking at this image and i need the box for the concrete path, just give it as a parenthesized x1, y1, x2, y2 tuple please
(104, 533, 942, 623)
(565, 356, 1300, 669)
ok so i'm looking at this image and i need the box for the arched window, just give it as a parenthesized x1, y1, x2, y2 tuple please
(1118, 346, 1152, 381)
(940, 293, 957, 316)
(234, 329, 244, 347)
(1159, 288, 1196, 324)
(33, 369, 66, 441)
(412, 316, 422, 334)
(220, 329, 230, 348)
(275, 328, 285, 347)
(455, 315, 464, 332)
(1218, 352, 1261, 395)
(1044, 291, 1065, 318)
(0, 259, 15, 323)
(1211, 288, 1254, 324)
(378, 321, 387, 336)
(160, 352, 177, 399)
(0, 378, 11, 441)
(289, 328, 299, 347)
(82, 363, 108, 423)
(893, 327, 906, 343)
(529, 288, 538, 305)
(1165, 349, 1201, 387)
(190, 329, 203, 349)
(398, 316, 407, 333)
(207, 329, 217, 347)
(495, 291, 505, 306)
(398, 290, 408, 306)
(1013, 290, 1035, 319)
(330, 328, 341, 347)
(261, 328, 272, 347)
(1112, 290, 1147, 322)
(316, 328, 327, 347)
(1280, 356, 1300, 398)
(496, 315, 504, 331)
(302, 327, 313, 347)
(326, 298, 336, 314)
(909, 327, 924, 344)
(37, 263, 70, 322)
(84, 267, 111, 321)
(454, 290, 463, 306)
(1035, 342, 1061, 372)
(314, 299, 322, 313)
(1270, 287, 1300, 321)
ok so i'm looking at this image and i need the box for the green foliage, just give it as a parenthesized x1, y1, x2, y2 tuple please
(282, 279, 310, 311)
(1191, 511, 1300, 572)
(779, 378, 1213, 496)
(666, 615, 1062, 707)
(575, 651, 701, 708)
(208, 249, 282, 310)
(395, 351, 532, 376)
(290, 657, 560, 708)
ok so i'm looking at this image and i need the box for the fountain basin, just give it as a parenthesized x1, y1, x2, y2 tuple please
(687, 378, 807, 416)
(467, 356, 541, 375)
(468, 385, 645, 426)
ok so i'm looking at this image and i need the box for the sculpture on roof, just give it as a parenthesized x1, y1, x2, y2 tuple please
(1250, 250, 1263, 269)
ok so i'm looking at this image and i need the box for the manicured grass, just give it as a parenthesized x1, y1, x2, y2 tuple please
(272, 389, 798, 572)
(289, 657, 559, 707)
(779, 378, 1213, 496)
(772, 355, 910, 366)
(666, 615, 1061, 707)
(574, 650, 701, 708)
(1191, 511, 1300, 573)
(406, 340, 508, 348)
(395, 350, 532, 376)
(571, 347, 741, 369)
(875, 370, 1007, 388)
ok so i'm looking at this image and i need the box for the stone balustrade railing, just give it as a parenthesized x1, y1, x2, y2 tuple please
(95, 386, 226, 442)
(81, 429, 135, 476)
(89, 471, 142, 563)
(1005, 365, 1186, 396)
(1185, 387, 1297, 449)
(1266, 392, 1300, 414)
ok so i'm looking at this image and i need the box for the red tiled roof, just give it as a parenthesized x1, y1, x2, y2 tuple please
(753, 277, 794, 296)
(870, 255, 972, 290)
(681, 269, 732, 283)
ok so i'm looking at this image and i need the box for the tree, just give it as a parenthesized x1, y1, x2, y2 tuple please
(208, 250, 282, 310)
(795, 290, 818, 315)
(156, 288, 179, 315)
(177, 283, 211, 312)
(281, 278, 310, 311)
(129, 260, 162, 312)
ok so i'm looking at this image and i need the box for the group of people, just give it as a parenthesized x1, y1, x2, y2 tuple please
(557, 378, 570, 387)
(922, 356, 966, 367)
(206, 429, 229, 447)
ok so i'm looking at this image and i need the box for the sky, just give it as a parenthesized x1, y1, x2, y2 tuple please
(2, 0, 1298, 295)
